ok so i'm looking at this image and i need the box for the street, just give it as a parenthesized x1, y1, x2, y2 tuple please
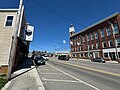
(36, 58, 120, 90)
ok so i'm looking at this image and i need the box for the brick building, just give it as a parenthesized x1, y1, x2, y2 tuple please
(69, 12, 120, 61)
(0, 6, 31, 74)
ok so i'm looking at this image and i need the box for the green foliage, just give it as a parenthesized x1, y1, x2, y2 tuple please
(0, 75, 6, 90)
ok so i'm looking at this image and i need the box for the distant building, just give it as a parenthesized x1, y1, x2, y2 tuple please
(0, 7, 33, 74)
(55, 51, 70, 56)
(69, 12, 120, 61)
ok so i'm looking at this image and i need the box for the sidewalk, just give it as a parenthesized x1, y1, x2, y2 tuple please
(2, 59, 45, 90)
(70, 58, 119, 63)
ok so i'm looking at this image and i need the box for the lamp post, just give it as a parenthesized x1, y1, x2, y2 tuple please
(108, 21, 120, 63)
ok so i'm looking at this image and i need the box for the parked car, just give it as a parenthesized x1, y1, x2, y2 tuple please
(42, 55, 49, 60)
(58, 55, 69, 61)
(34, 55, 46, 65)
(91, 57, 106, 63)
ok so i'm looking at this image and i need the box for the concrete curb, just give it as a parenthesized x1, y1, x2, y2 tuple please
(2, 66, 45, 90)
(33, 66, 45, 90)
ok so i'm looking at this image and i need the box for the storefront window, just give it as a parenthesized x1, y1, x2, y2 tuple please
(104, 53, 109, 58)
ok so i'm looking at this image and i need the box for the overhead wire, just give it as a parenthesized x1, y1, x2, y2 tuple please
(31, 0, 86, 28)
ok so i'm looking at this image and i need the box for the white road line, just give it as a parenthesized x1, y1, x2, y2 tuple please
(48, 64, 100, 90)
(44, 79, 80, 83)
(41, 73, 64, 75)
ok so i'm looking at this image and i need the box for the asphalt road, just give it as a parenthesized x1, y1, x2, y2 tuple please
(37, 58, 120, 90)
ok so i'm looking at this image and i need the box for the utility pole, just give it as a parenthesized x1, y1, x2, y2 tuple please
(7, 0, 23, 80)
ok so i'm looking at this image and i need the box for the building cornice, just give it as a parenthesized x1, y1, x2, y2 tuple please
(0, 9, 19, 12)
(70, 12, 119, 38)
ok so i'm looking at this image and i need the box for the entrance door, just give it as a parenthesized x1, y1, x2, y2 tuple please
(109, 52, 116, 60)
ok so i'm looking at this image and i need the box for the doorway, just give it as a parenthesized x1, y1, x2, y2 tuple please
(109, 52, 116, 60)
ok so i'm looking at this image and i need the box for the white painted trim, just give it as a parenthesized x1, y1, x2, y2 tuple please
(71, 49, 101, 53)
(70, 12, 119, 37)
(4, 15, 15, 27)
(103, 48, 120, 52)
(0, 9, 18, 11)
(48, 64, 100, 90)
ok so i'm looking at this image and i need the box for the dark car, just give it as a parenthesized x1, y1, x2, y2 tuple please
(34, 55, 46, 65)
(58, 55, 69, 61)
(91, 57, 106, 63)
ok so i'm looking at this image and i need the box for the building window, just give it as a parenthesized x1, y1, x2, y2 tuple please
(109, 40, 113, 47)
(116, 38, 120, 46)
(104, 53, 109, 58)
(114, 23, 119, 34)
(91, 33, 94, 40)
(95, 32, 98, 39)
(87, 34, 90, 41)
(102, 42, 107, 48)
(106, 26, 111, 36)
(100, 28, 105, 38)
(5, 16, 14, 26)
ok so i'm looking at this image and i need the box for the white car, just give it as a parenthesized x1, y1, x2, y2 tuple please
(42, 56, 49, 60)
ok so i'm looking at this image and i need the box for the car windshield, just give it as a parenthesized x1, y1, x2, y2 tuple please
(35, 55, 44, 59)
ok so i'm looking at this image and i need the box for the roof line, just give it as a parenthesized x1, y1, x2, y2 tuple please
(70, 12, 119, 37)
(0, 9, 19, 12)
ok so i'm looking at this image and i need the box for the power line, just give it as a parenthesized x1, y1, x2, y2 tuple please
(31, 0, 86, 28)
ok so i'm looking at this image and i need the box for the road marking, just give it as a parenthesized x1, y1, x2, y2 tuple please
(48, 64, 100, 90)
(41, 73, 64, 75)
(54, 60, 120, 77)
(44, 79, 80, 83)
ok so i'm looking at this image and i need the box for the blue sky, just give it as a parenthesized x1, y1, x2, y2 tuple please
(0, 0, 120, 52)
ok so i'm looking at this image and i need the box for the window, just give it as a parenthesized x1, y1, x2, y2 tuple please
(104, 53, 109, 58)
(91, 33, 94, 40)
(116, 38, 120, 46)
(109, 40, 113, 47)
(114, 24, 119, 34)
(5, 16, 14, 26)
(106, 26, 111, 36)
(100, 29, 105, 38)
(95, 32, 98, 39)
(102, 42, 107, 48)
(87, 34, 90, 41)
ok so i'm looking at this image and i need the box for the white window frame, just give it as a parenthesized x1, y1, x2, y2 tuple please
(96, 43, 99, 49)
(100, 29, 105, 38)
(4, 15, 15, 27)
(106, 26, 111, 36)
(116, 38, 120, 46)
(102, 42, 107, 48)
(114, 23, 119, 34)
(91, 33, 94, 40)
(87, 34, 90, 41)
(108, 40, 113, 47)
(95, 32, 98, 39)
